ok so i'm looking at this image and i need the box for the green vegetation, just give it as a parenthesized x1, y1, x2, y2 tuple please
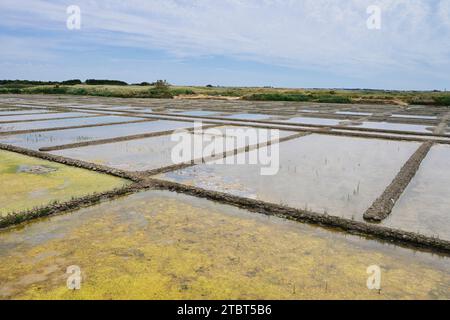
(61, 79, 82, 85)
(0, 80, 59, 86)
(408, 95, 450, 106)
(85, 79, 128, 86)
(1, 79, 449, 105)
(245, 93, 310, 101)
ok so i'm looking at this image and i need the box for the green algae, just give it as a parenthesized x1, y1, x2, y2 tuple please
(0, 150, 129, 216)
(0, 190, 448, 300)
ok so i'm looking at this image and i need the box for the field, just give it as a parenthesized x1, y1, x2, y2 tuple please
(0, 94, 449, 299)
(1, 83, 450, 106)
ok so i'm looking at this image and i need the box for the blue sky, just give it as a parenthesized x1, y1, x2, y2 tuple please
(1, 0, 449, 90)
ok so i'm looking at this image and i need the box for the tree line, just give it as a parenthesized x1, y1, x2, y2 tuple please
(0, 79, 172, 86)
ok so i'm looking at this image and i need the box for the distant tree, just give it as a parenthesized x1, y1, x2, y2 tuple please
(152, 80, 170, 89)
(61, 79, 82, 85)
(85, 79, 128, 86)
(147, 80, 172, 98)
(0, 80, 59, 86)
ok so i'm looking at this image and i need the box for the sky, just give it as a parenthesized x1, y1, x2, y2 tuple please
(0, 0, 449, 90)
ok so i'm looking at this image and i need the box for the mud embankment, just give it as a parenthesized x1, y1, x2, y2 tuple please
(364, 141, 433, 222)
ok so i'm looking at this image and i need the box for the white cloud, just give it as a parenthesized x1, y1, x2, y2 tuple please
(0, 0, 449, 85)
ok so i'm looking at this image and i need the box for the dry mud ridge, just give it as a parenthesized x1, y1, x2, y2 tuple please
(364, 141, 433, 222)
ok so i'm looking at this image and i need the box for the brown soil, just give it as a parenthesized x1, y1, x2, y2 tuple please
(364, 141, 433, 222)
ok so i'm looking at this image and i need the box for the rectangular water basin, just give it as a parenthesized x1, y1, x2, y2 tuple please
(173, 110, 221, 117)
(220, 113, 273, 121)
(0, 150, 129, 217)
(391, 114, 438, 120)
(0, 112, 94, 123)
(0, 190, 448, 299)
(0, 120, 195, 150)
(158, 134, 420, 220)
(348, 121, 434, 133)
(383, 145, 450, 241)
(336, 111, 373, 116)
(281, 116, 343, 126)
(0, 110, 52, 117)
(0, 116, 145, 133)
(52, 126, 295, 172)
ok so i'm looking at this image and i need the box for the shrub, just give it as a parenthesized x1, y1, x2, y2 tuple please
(147, 88, 174, 99)
(0, 87, 22, 94)
(85, 79, 128, 86)
(152, 80, 170, 89)
(69, 87, 89, 95)
(313, 95, 352, 103)
(433, 96, 450, 106)
(24, 86, 69, 94)
(61, 79, 82, 85)
(244, 93, 311, 102)
(170, 88, 195, 95)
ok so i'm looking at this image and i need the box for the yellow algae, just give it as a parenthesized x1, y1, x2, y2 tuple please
(0, 150, 129, 216)
(0, 190, 449, 300)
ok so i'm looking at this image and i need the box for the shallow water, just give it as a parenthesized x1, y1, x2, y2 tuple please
(0, 112, 93, 123)
(384, 145, 450, 241)
(349, 121, 433, 133)
(0, 190, 448, 300)
(52, 127, 294, 172)
(0, 110, 51, 117)
(221, 113, 273, 121)
(329, 129, 450, 141)
(0, 116, 143, 132)
(159, 135, 419, 220)
(171, 110, 221, 117)
(0, 120, 195, 150)
(336, 111, 373, 116)
(281, 117, 342, 126)
(391, 114, 438, 120)
(99, 106, 135, 110)
(300, 109, 320, 113)
(0, 150, 129, 216)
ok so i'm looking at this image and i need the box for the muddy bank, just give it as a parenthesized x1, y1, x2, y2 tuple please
(149, 178, 450, 254)
(364, 141, 433, 222)
(433, 112, 450, 134)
